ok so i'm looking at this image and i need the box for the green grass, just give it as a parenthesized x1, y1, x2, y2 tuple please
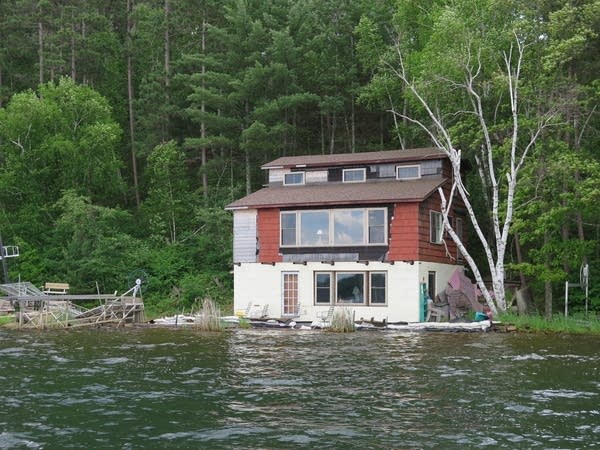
(498, 312, 600, 334)
(0, 315, 14, 326)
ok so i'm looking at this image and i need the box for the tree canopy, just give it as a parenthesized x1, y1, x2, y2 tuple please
(0, 0, 598, 315)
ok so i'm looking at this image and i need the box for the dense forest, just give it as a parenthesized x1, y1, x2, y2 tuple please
(0, 0, 598, 316)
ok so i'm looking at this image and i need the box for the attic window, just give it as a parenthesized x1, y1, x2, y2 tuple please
(342, 168, 366, 183)
(396, 165, 421, 180)
(283, 172, 305, 185)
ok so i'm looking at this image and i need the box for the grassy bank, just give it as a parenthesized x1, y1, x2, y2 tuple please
(499, 312, 600, 334)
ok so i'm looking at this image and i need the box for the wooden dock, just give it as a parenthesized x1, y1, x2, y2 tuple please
(0, 282, 144, 329)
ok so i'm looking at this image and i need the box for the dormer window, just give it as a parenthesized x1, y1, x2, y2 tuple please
(343, 168, 366, 183)
(283, 171, 305, 186)
(396, 164, 421, 180)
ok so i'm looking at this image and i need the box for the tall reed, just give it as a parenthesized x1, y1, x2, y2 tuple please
(195, 297, 223, 331)
(329, 307, 355, 332)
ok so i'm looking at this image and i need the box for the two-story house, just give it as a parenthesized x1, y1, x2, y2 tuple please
(225, 147, 466, 323)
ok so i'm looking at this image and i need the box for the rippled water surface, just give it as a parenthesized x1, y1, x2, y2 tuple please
(1, 327, 599, 448)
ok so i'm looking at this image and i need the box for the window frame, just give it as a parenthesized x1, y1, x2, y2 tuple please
(430, 211, 443, 244)
(280, 211, 297, 246)
(369, 272, 387, 305)
(280, 208, 387, 248)
(427, 271, 436, 300)
(314, 272, 332, 304)
(283, 171, 305, 186)
(342, 168, 366, 183)
(396, 164, 421, 180)
(313, 271, 387, 306)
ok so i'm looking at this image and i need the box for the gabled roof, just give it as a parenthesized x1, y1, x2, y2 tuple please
(261, 147, 446, 170)
(225, 178, 446, 210)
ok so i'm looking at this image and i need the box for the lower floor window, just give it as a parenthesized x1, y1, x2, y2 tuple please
(314, 271, 386, 305)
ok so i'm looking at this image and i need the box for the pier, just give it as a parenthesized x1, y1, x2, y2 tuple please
(0, 282, 144, 329)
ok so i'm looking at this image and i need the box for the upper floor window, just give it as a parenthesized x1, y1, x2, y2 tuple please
(342, 168, 366, 183)
(280, 208, 387, 247)
(396, 164, 421, 180)
(430, 211, 443, 244)
(283, 171, 305, 185)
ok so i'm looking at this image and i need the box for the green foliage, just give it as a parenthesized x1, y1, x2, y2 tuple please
(499, 312, 600, 335)
(0, 0, 598, 319)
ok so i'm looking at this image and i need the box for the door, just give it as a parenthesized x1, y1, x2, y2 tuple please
(282, 272, 299, 316)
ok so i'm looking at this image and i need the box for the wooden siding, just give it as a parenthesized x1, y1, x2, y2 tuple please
(388, 203, 419, 261)
(257, 208, 283, 263)
(233, 209, 257, 263)
(417, 190, 466, 264)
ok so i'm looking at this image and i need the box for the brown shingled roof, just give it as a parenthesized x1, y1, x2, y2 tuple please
(225, 178, 446, 210)
(261, 147, 446, 169)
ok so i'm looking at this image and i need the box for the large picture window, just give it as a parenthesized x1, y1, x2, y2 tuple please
(300, 211, 329, 246)
(333, 210, 364, 245)
(314, 271, 386, 306)
(281, 208, 387, 247)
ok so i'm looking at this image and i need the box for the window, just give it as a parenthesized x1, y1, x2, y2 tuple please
(314, 271, 386, 305)
(315, 273, 332, 304)
(427, 271, 436, 300)
(336, 272, 365, 304)
(396, 165, 421, 180)
(370, 272, 387, 304)
(283, 171, 305, 185)
(282, 272, 299, 316)
(430, 211, 443, 244)
(368, 209, 386, 244)
(281, 208, 387, 247)
(300, 211, 329, 246)
(342, 168, 366, 183)
(333, 210, 364, 245)
(281, 212, 297, 246)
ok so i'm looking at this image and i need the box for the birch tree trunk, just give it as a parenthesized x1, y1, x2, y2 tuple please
(127, 0, 140, 208)
(389, 35, 555, 314)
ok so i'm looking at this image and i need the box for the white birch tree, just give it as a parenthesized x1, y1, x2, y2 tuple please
(387, 33, 556, 314)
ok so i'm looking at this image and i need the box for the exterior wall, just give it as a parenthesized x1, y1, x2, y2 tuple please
(233, 261, 421, 323)
(257, 208, 282, 263)
(388, 203, 419, 261)
(232, 209, 257, 263)
(418, 261, 462, 300)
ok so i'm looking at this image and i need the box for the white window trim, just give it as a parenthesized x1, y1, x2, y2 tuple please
(280, 208, 388, 247)
(396, 164, 421, 180)
(283, 171, 305, 186)
(313, 270, 387, 306)
(430, 210, 443, 244)
(281, 271, 299, 317)
(369, 271, 388, 305)
(342, 168, 366, 183)
(280, 211, 297, 246)
(314, 272, 333, 305)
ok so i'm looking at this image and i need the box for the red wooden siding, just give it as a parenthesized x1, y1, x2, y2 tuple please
(257, 208, 282, 263)
(388, 203, 419, 261)
(417, 191, 465, 264)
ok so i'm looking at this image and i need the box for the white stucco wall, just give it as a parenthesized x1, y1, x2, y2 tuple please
(418, 261, 462, 300)
(233, 261, 422, 323)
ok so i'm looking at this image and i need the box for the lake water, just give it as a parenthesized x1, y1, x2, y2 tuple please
(0, 327, 599, 449)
